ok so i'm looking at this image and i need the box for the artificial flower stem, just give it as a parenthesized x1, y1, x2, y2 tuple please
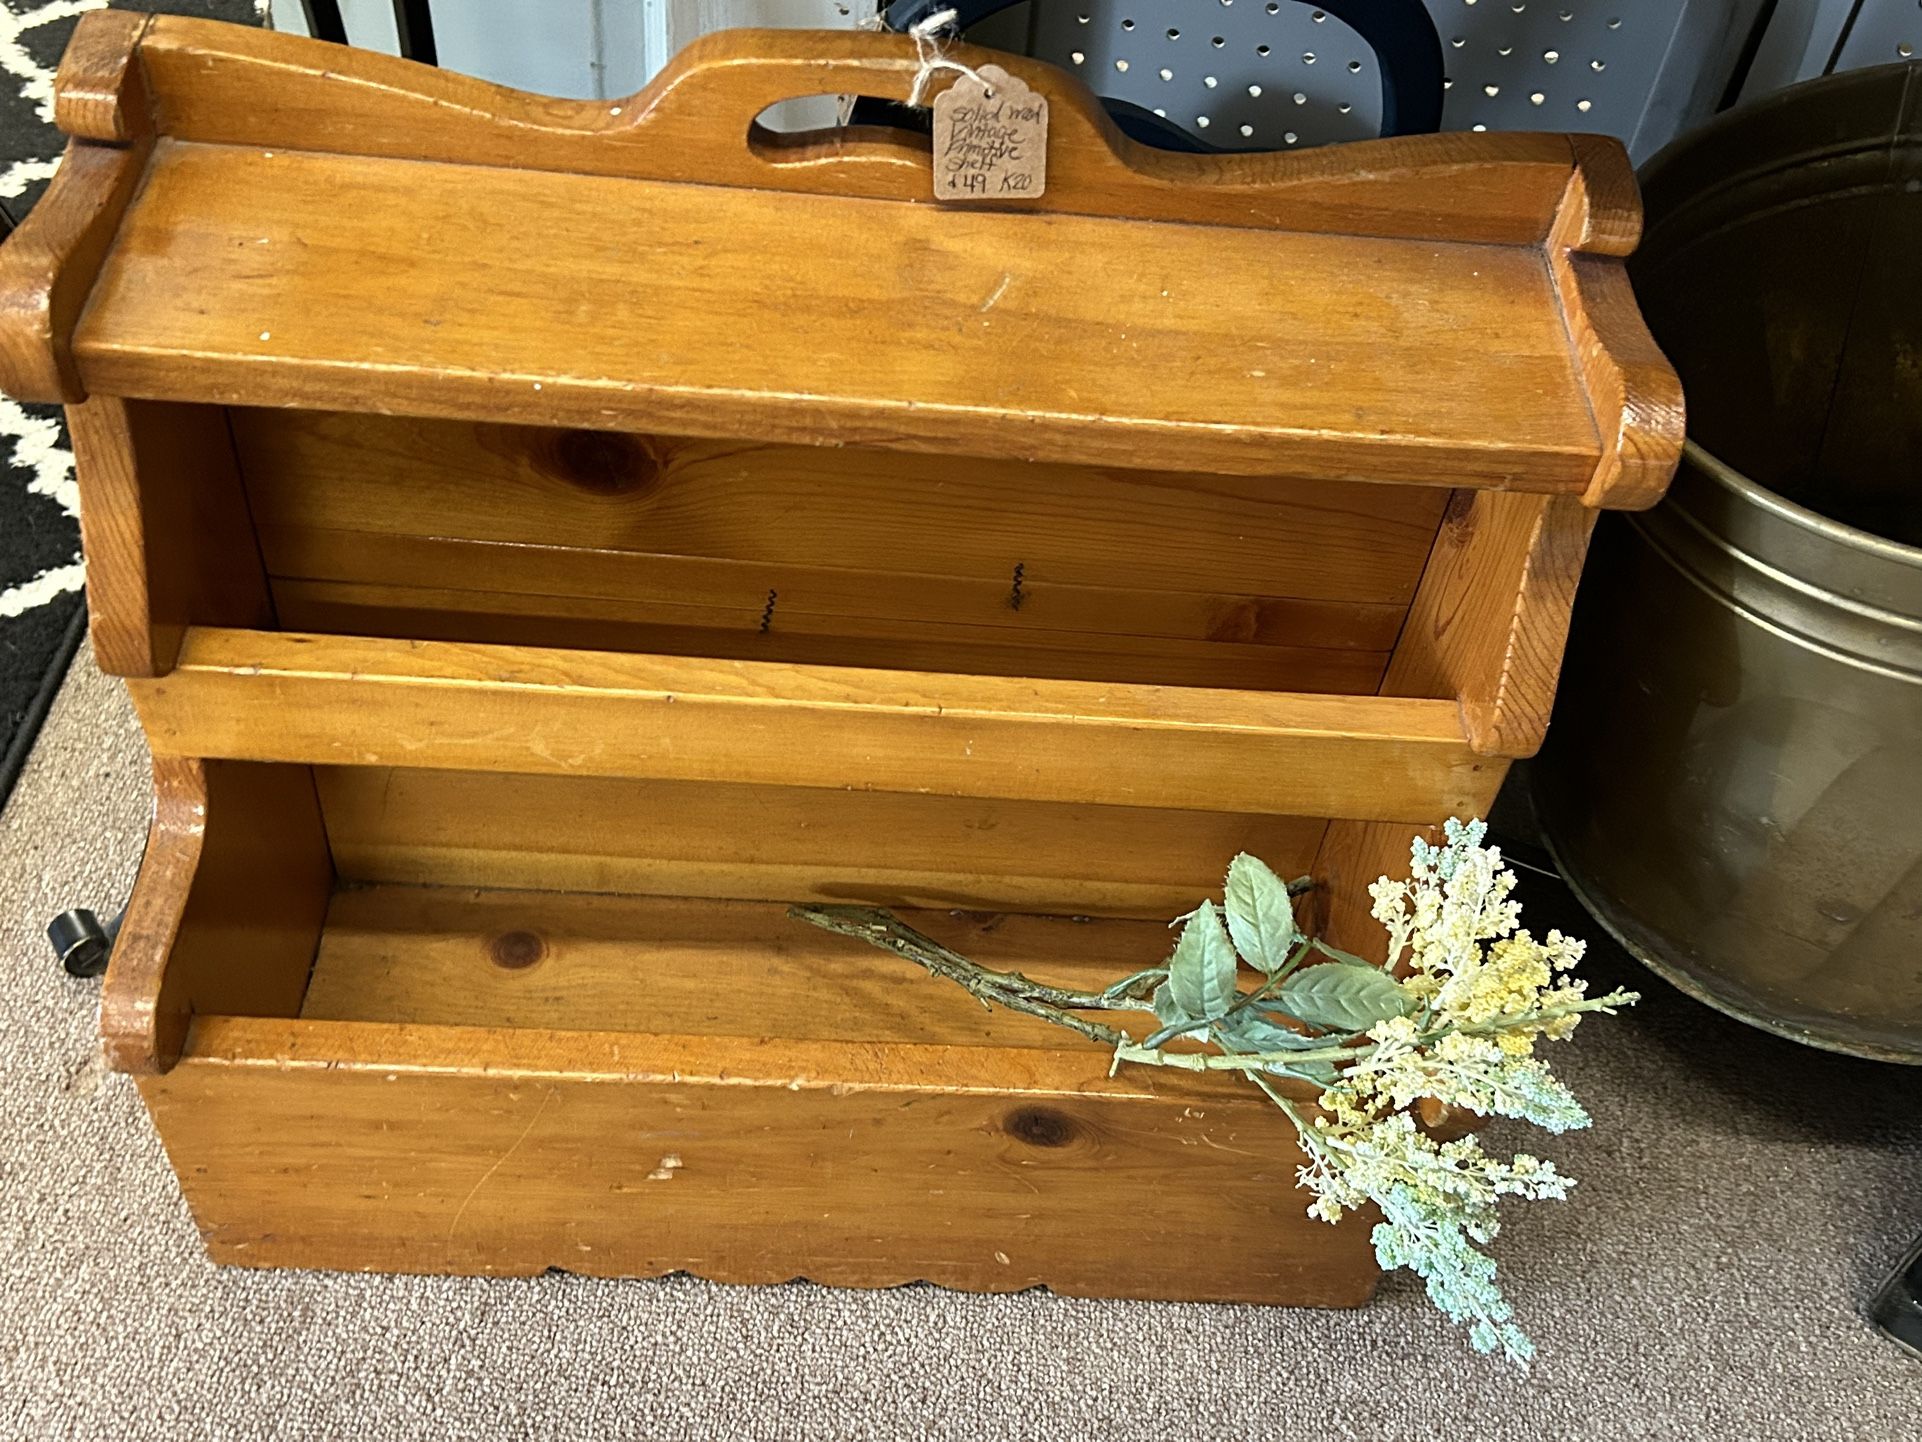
(1427, 988, 1642, 1046)
(1111, 1040, 1372, 1073)
(790, 904, 1135, 1045)
(1222, 939, 1314, 1018)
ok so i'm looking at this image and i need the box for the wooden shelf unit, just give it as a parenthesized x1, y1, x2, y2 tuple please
(0, 12, 1681, 1302)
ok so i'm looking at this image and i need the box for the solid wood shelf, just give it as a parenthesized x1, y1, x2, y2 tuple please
(299, 885, 1161, 1045)
(3, 12, 1686, 1306)
(78, 139, 1599, 491)
(127, 626, 1494, 822)
(0, 14, 1682, 505)
(103, 758, 1377, 1301)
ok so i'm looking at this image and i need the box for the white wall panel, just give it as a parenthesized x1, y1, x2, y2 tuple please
(339, 0, 403, 55)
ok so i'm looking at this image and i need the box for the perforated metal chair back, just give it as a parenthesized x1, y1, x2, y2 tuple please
(880, 0, 1445, 151)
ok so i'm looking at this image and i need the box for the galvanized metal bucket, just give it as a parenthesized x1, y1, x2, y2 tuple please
(1535, 63, 1922, 1062)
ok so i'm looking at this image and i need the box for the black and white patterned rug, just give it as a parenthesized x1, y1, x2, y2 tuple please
(0, 0, 255, 805)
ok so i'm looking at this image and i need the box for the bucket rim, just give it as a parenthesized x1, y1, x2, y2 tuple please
(1681, 439, 1922, 569)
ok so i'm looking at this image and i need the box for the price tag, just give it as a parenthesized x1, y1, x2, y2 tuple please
(932, 65, 1048, 203)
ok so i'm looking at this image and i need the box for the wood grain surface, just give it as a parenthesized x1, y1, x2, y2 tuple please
(128, 627, 1499, 821)
(100, 757, 332, 1074)
(1384, 489, 1598, 760)
(1550, 136, 1686, 509)
(77, 140, 1602, 488)
(314, 765, 1327, 918)
(0, 140, 147, 403)
(270, 580, 1393, 694)
(2, 15, 1682, 508)
(124, 16, 1575, 246)
(230, 409, 1447, 607)
(141, 1015, 1377, 1302)
(66, 396, 274, 677)
(232, 406, 1438, 691)
(299, 886, 1171, 1043)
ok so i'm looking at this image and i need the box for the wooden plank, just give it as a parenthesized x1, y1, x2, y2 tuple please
(0, 7, 152, 399)
(313, 767, 1327, 917)
(52, 8, 153, 144)
(1309, 818, 1439, 968)
(258, 526, 1410, 653)
(128, 628, 1498, 820)
(101, 757, 334, 1074)
(66, 396, 275, 677)
(230, 408, 1450, 610)
(1549, 136, 1686, 510)
(1307, 487, 1597, 957)
(301, 886, 1174, 1043)
(140, 1015, 1377, 1303)
(1304, 484, 1603, 957)
(74, 141, 1604, 491)
(121, 14, 1572, 248)
(1382, 490, 1598, 760)
(0, 141, 148, 404)
(271, 579, 1391, 694)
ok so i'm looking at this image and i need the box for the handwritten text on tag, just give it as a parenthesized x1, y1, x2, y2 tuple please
(932, 65, 1048, 203)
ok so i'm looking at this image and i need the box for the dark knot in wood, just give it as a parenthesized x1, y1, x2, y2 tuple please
(488, 929, 547, 970)
(1003, 1105, 1078, 1148)
(539, 428, 657, 495)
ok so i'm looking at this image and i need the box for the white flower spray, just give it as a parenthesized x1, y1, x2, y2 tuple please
(796, 818, 1636, 1366)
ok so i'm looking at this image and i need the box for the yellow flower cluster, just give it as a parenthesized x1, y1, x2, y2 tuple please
(1432, 931, 1591, 1054)
(1367, 820, 1596, 1060)
(1310, 822, 1607, 1138)
(1438, 932, 1555, 1024)
(1278, 821, 1637, 1366)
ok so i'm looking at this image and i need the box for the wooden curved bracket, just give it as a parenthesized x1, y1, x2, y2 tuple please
(0, 11, 150, 404)
(1388, 488, 1597, 759)
(102, 756, 210, 1074)
(54, 8, 154, 142)
(0, 139, 146, 404)
(64, 395, 275, 678)
(101, 757, 332, 1075)
(1551, 135, 1687, 510)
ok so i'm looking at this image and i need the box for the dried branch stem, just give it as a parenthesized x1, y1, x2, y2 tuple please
(790, 904, 1140, 1045)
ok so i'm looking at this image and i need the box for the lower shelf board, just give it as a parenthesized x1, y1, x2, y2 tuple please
(301, 884, 1172, 1047)
(135, 882, 1380, 1305)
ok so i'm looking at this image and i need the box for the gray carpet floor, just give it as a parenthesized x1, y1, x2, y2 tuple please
(3, 643, 1920, 1440)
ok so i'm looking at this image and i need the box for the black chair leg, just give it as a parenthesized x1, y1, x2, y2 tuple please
(47, 906, 122, 978)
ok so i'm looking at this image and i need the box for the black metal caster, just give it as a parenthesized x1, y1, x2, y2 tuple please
(47, 907, 121, 978)
(1871, 1230, 1922, 1361)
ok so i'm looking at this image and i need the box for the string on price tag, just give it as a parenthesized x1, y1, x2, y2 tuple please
(901, 10, 1048, 203)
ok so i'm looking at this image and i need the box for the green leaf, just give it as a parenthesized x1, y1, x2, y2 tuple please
(1167, 900, 1239, 1021)
(1311, 938, 1378, 968)
(1149, 981, 1206, 1044)
(1275, 961, 1411, 1034)
(1286, 1059, 1341, 1086)
(1215, 1010, 1325, 1053)
(1213, 1013, 1340, 1085)
(1223, 853, 1302, 974)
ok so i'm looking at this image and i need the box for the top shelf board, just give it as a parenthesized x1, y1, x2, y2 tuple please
(0, 13, 1684, 508)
